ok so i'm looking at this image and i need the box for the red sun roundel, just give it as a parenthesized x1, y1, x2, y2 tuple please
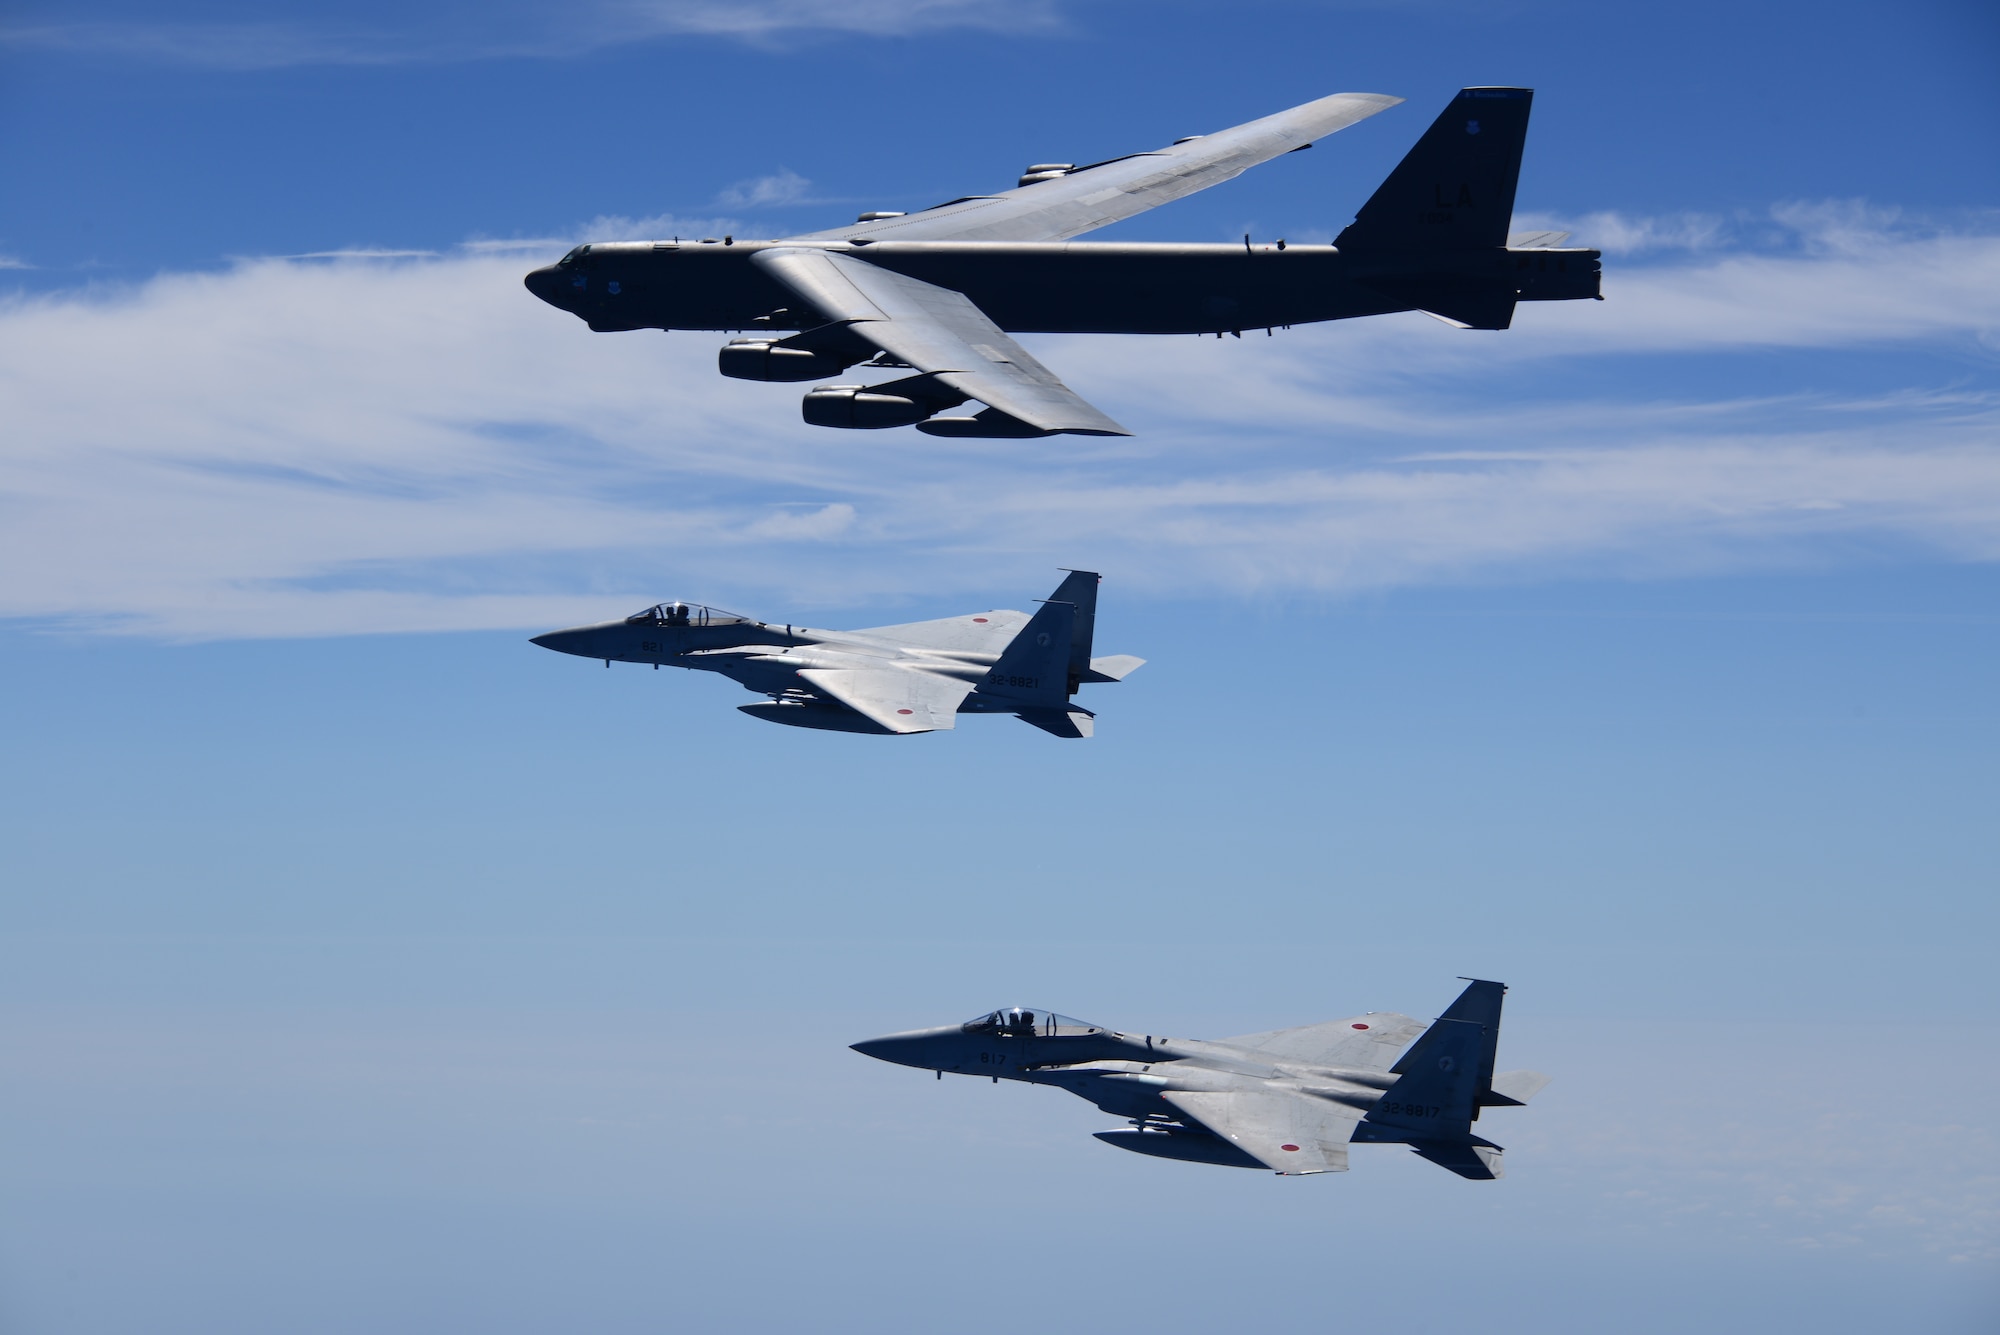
(1351, 1023, 1370, 1030)
(1280, 1144, 1300, 1152)
(896, 709, 913, 715)
(972, 617, 988, 623)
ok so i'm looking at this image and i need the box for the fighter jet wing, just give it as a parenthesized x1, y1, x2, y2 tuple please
(750, 247, 1129, 436)
(789, 91, 1402, 245)
(795, 666, 972, 733)
(845, 608, 1032, 653)
(1161, 1089, 1362, 1175)
(1220, 1012, 1427, 1071)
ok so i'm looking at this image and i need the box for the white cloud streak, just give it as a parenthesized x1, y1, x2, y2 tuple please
(0, 1, 1068, 70)
(715, 170, 814, 209)
(1, 212, 1996, 640)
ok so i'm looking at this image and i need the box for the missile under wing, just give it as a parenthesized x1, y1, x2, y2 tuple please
(530, 570, 1143, 738)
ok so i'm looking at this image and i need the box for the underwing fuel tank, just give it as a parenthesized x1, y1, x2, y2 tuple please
(1093, 1127, 1265, 1170)
(738, 700, 895, 734)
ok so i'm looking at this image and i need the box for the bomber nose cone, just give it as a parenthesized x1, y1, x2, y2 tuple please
(523, 265, 564, 306)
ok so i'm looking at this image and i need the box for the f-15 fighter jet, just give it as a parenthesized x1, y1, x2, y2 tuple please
(524, 87, 1599, 438)
(852, 979, 1548, 1178)
(530, 570, 1141, 737)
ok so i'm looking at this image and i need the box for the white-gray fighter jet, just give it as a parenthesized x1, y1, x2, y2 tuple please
(852, 979, 1548, 1177)
(530, 570, 1141, 737)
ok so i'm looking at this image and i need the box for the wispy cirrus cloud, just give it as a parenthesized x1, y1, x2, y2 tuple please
(0, 207, 1996, 640)
(1512, 208, 1729, 255)
(0, 0, 1069, 70)
(716, 170, 816, 209)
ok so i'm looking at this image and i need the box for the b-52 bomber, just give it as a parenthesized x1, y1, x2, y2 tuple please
(852, 979, 1548, 1178)
(524, 87, 1599, 438)
(530, 570, 1141, 737)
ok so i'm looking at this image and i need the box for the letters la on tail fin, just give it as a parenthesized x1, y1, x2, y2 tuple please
(1335, 87, 1591, 331)
(1336, 88, 1534, 254)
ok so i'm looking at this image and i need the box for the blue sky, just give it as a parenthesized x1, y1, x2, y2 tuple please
(1, 3, 1997, 1333)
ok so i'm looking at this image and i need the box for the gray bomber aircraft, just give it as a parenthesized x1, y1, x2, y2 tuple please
(524, 87, 1599, 438)
(530, 570, 1140, 737)
(852, 979, 1548, 1178)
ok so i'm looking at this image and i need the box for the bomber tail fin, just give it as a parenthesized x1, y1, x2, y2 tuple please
(1336, 87, 1534, 254)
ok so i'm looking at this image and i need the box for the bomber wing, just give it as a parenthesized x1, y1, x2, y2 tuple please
(795, 666, 972, 733)
(1161, 1089, 1363, 1175)
(1219, 1012, 1427, 1070)
(750, 247, 1129, 436)
(790, 91, 1401, 245)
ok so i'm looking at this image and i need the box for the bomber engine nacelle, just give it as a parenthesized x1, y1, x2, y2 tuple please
(801, 374, 968, 430)
(718, 339, 859, 383)
(801, 385, 938, 429)
(1018, 162, 1075, 187)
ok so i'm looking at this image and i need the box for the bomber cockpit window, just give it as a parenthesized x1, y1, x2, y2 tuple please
(960, 1007, 1103, 1038)
(624, 601, 753, 628)
(557, 245, 590, 268)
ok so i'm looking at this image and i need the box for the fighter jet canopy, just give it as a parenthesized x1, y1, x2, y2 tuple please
(961, 1007, 1106, 1037)
(624, 602, 753, 628)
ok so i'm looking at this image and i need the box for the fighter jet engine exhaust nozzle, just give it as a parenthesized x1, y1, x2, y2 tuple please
(719, 339, 859, 383)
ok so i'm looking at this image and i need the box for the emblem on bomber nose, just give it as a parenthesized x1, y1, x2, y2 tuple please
(1465, 120, 1481, 135)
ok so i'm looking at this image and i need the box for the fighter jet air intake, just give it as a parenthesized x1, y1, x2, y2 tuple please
(852, 979, 1548, 1178)
(531, 570, 1141, 737)
(524, 87, 1600, 438)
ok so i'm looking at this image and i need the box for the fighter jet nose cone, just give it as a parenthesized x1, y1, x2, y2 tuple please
(850, 1037, 900, 1062)
(530, 627, 591, 656)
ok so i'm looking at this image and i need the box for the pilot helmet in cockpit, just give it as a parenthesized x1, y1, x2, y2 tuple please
(663, 601, 692, 626)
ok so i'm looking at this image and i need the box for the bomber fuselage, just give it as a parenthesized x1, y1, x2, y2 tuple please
(524, 237, 1600, 337)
